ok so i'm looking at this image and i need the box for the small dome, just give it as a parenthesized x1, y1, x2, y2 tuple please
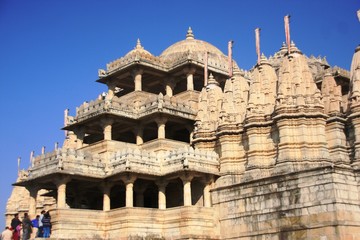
(125, 39, 153, 57)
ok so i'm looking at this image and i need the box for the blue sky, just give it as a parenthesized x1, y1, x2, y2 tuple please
(0, 0, 358, 227)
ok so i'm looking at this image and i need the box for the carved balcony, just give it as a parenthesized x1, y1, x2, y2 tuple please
(73, 91, 199, 124)
(21, 143, 219, 182)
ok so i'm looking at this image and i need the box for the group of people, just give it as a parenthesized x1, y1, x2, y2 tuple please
(1, 211, 51, 240)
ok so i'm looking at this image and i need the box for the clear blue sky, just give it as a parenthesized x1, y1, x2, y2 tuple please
(0, 0, 358, 227)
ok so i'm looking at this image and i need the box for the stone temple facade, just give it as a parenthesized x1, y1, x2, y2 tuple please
(5, 26, 360, 239)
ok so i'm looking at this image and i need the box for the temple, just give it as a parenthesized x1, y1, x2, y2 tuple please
(5, 22, 360, 239)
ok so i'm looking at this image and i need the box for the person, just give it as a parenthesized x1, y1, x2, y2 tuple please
(21, 213, 33, 240)
(38, 210, 45, 237)
(1, 227, 13, 240)
(41, 211, 51, 238)
(16, 224, 22, 240)
(30, 215, 39, 239)
(10, 213, 21, 240)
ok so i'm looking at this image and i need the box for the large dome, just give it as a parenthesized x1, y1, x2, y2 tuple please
(160, 28, 224, 58)
(159, 28, 235, 73)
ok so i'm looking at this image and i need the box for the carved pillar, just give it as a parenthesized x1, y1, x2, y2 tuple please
(102, 182, 113, 211)
(74, 127, 85, 149)
(156, 118, 167, 139)
(181, 175, 193, 206)
(101, 119, 114, 141)
(186, 125, 194, 143)
(156, 180, 168, 210)
(133, 69, 143, 91)
(107, 82, 116, 99)
(136, 125, 144, 145)
(165, 78, 175, 97)
(26, 186, 38, 217)
(203, 184, 211, 207)
(122, 176, 137, 207)
(55, 177, 71, 209)
(186, 68, 196, 91)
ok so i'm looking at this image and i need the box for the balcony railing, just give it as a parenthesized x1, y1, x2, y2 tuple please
(24, 143, 219, 181)
(74, 91, 198, 123)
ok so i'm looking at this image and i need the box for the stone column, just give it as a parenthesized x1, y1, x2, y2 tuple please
(107, 82, 116, 99)
(186, 125, 194, 143)
(101, 119, 114, 141)
(186, 68, 196, 91)
(133, 69, 143, 91)
(102, 182, 113, 211)
(74, 127, 85, 149)
(181, 175, 193, 206)
(156, 181, 168, 210)
(26, 186, 38, 217)
(156, 118, 167, 139)
(203, 184, 211, 207)
(122, 176, 137, 207)
(136, 125, 144, 145)
(165, 78, 175, 97)
(55, 177, 71, 209)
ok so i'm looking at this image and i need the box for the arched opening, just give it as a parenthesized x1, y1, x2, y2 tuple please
(110, 184, 125, 209)
(113, 129, 136, 143)
(143, 182, 158, 208)
(143, 122, 158, 142)
(166, 178, 183, 208)
(165, 121, 191, 143)
(173, 76, 187, 95)
(133, 179, 158, 208)
(191, 178, 205, 206)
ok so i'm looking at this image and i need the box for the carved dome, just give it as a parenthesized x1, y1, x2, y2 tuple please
(125, 38, 153, 57)
(160, 28, 236, 72)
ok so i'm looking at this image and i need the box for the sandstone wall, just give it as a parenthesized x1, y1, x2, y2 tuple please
(212, 166, 360, 240)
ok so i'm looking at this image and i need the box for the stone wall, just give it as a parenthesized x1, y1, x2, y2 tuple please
(50, 206, 219, 239)
(212, 166, 360, 240)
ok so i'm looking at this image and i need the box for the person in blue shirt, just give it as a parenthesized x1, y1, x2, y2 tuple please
(31, 215, 40, 238)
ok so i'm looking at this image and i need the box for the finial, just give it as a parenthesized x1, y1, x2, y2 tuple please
(135, 38, 143, 49)
(207, 73, 219, 86)
(186, 27, 194, 40)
